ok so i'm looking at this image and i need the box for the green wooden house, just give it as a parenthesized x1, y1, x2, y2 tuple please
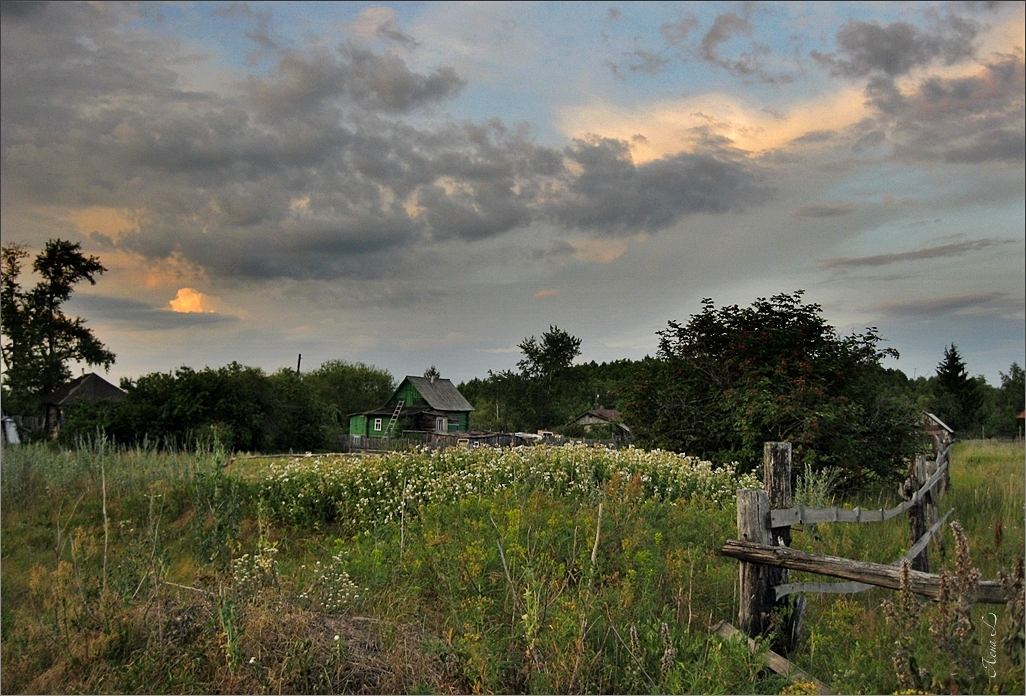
(349, 375, 474, 438)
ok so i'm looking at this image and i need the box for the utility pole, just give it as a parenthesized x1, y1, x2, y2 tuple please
(296, 353, 302, 375)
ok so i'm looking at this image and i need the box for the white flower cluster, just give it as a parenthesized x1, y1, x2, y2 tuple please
(299, 553, 363, 614)
(231, 542, 279, 598)
(261, 444, 758, 531)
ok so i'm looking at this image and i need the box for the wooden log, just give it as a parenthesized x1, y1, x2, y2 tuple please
(737, 489, 774, 637)
(710, 620, 833, 695)
(720, 539, 1008, 604)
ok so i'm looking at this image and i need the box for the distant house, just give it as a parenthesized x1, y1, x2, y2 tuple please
(44, 372, 126, 433)
(924, 412, 954, 448)
(564, 407, 631, 439)
(349, 375, 474, 439)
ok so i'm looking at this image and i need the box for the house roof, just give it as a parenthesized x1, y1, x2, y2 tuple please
(924, 412, 954, 433)
(568, 408, 623, 424)
(45, 373, 125, 406)
(400, 376, 474, 412)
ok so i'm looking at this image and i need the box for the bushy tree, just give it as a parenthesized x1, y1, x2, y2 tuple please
(303, 360, 395, 428)
(622, 292, 923, 484)
(517, 326, 582, 388)
(1, 240, 115, 416)
(978, 362, 1025, 439)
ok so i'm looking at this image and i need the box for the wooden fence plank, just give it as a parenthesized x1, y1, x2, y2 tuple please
(720, 539, 1007, 604)
(769, 459, 948, 528)
(710, 620, 833, 694)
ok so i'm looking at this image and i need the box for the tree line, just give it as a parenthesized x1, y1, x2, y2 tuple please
(3, 241, 1023, 486)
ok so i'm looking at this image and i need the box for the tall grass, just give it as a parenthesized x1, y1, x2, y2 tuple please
(2, 442, 786, 694)
(2, 439, 1021, 693)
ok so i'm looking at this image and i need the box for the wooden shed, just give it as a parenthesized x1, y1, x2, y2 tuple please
(349, 375, 474, 438)
(565, 407, 629, 434)
(44, 372, 126, 433)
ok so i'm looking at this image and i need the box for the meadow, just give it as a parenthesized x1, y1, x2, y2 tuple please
(1, 440, 1022, 694)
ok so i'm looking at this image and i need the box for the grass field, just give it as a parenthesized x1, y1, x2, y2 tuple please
(1, 439, 1022, 693)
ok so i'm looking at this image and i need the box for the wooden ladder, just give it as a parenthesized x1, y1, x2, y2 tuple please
(385, 401, 404, 437)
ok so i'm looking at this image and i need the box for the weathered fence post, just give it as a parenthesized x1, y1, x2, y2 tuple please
(905, 454, 934, 572)
(737, 488, 774, 638)
(764, 442, 805, 653)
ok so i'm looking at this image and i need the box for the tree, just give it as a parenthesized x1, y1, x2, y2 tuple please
(303, 360, 395, 428)
(622, 292, 923, 485)
(931, 344, 982, 433)
(517, 326, 582, 386)
(1, 239, 115, 415)
(424, 365, 441, 380)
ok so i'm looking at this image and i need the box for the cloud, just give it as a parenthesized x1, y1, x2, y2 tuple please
(550, 137, 771, 234)
(872, 292, 1024, 318)
(866, 52, 1026, 163)
(820, 239, 1014, 269)
(169, 288, 214, 313)
(68, 295, 238, 330)
(813, 15, 980, 77)
(793, 202, 858, 218)
(570, 238, 629, 264)
(533, 289, 558, 298)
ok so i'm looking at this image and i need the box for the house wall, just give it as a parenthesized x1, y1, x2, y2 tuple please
(349, 414, 368, 436)
(388, 381, 427, 409)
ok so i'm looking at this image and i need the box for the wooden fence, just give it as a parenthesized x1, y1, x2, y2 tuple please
(718, 440, 1006, 657)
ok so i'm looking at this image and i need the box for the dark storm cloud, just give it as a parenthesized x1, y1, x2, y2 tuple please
(2, 2, 772, 283)
(871, 53, 1026, 164)
(550, 137, 771, 234)
(873, 293, 1024, 318)
(812, 15, 979, 77)
(250, 46, 464, 116)
(68, 295, 238, 330)
(819, 239, 1013, 269)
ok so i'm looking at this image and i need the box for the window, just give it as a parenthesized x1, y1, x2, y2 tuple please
(373, 418, 382, 432)
(435, 417, 447, 432)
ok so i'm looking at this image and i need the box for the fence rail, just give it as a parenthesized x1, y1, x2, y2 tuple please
(721, 539, 1008, 604)
(773, 506, 954, 599)
(769, 452, 949, 527)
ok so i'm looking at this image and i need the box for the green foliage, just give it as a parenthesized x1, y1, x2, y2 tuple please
(58, 359, 396, 453)
(302, 359, 395, 430)
(623, 291, 924, 484)
(928, 344, 984, 434)
(462, 357, 639, 433)
(980, 363, 1025, 439)
(1, 240, 115, 415)
(517, 325, 582, 383)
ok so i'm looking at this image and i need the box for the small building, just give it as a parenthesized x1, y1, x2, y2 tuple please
(349, 375, 474, 439)
(924, 412, 954, 449)
(564, 407, 631, 439)
(44, 372, 126, 433)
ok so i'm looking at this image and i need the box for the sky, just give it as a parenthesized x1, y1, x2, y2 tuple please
(1, 1, 1023, 388)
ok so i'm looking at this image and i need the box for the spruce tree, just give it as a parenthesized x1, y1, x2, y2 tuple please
(933, 344, 982, 433)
